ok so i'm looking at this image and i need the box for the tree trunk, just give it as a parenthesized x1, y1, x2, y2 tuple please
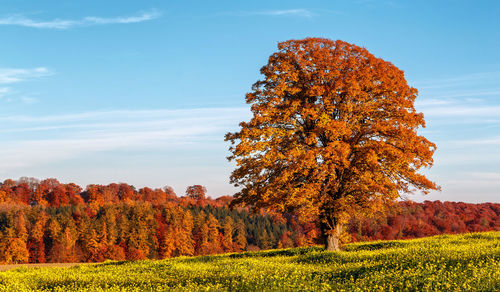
(324, 223, 342, 251)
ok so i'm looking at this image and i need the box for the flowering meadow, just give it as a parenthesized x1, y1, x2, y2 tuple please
(0, 231, 498, 291)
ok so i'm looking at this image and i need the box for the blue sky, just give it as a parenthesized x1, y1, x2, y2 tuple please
(0, 1, 499, 202)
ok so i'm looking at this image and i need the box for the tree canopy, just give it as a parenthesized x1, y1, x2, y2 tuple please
(226, 38, 439, 250)
(186, 185, 207, 201)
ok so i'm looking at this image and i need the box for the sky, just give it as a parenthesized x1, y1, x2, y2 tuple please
(0, 1, 499, 203)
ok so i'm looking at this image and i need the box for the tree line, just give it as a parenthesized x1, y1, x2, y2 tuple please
(347, 200, 499, 241)
(0, 177, 498, 264)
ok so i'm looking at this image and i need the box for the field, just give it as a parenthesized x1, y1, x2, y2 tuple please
(0, 232, 498, 291)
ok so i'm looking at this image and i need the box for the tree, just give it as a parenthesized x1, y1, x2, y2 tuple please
(158, 224, 175, 259)
(221, 216, 234, 252)
(277, 231, 294, 249)
(7, 211, 30, 263)
(226, 38, 439, 251)
(233, 219, 247, 251)
(174, 209, 195, 256)
(185, 185, 207, 201)
(28, 210, 47, 263)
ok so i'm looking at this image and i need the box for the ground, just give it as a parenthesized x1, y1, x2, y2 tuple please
(0, 231, 498, 291)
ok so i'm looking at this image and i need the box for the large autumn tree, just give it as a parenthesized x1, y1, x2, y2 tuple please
(226, 38, 439, 251)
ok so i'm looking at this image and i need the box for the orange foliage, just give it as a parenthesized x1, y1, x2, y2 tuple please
(0, 177, 497, 264)
(226, 38, 439, 250)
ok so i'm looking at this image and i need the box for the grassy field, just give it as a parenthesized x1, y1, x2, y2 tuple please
(0, 232, 498, 291)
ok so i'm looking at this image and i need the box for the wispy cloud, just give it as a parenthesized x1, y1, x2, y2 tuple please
(0, 108, 244, 123)
(416, 97, 500, 119)
(414, 71, 500, 121)
(229, 9, 315, 18)
(464, 171, 500, 180)
(415, 98, 454, 107)
(429, 89, 500, 99)
(255, 9, 314, 17)
(0, 87, 10, 97)
(20, 96, 38, 104)
(0, 107, 250, 171)
(0, 67, 51, 84)
(420, 105, 500, 117)
(451, 136, 500, 146)
(414, 71, 500, 90)
(0, 10, 161, 29)
(0, 67, 51, 104)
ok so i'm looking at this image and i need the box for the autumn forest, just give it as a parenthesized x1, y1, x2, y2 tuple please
(0, 177, 497, 264)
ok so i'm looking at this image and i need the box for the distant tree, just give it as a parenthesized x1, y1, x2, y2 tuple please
(163, 186, 177, 199)
(28, 211, 47, 263)
(197, 222, 210, 255)
(46, 218, 64, 262)
(13, 183, 31, 205)
(186, 185, 207, 201)
(83, 185, 105, 206)
(192, 212, 206, 253)
(158, 224, 175, 259)
(0, 190, 6, 203)
(18, 177, 40, 192)
(256, 229, 272, 250)
(6, 238, 29, 264)
(277, 231, 294, 249)
(226, 38, 439, 251)
(175, 209, 195, 256)
(48, 184, 69, 207)
(8, 211, 29, 263)
(58, 221, 79, 262)
(118, 183, 135, 202)
(222, 216, 234, 252)
(125, 203, 156, 259)
(233, 219, 247, 251)
(206, 214, 223, 254)
(66, 183, 84, 205)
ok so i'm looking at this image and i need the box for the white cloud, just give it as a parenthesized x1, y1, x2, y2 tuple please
(453, 137, 500, 146)
(413, 71, 498, 111)
(0, 67, 51, 84)
(415, 98, 454, 107)
(414, 72, 500, 119)
(0, 108, 245, 123)
(20, 96, 38, 104)
(0, 10, 161, 29)
(255, 9, 314, 18)
(0, 67, 50, 104)
(0, 107, 250, 172)
(0, 87, 10, 97)
(228, 9, 315, 18)
(464, 172, 500, 180)
(414, 71, 500, 90)
(434, 90, 500, 99)
(420, 105, 500, 117)
(82, 11, 161, 24)
(415, 92, 500, 120)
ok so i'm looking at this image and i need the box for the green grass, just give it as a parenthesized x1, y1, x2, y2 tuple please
(0, 232, 498, 291)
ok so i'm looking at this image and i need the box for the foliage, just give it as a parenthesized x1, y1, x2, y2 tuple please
(0, 232, 498, 291)
(225, 38, 439, 250)
(0, 178, 498, 264)
(185, 185, 207, 201)
(347, 200, 500, 241)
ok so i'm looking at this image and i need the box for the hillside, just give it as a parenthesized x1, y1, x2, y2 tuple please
(0, 231, 498, 291)
(0, 178, 498, 264)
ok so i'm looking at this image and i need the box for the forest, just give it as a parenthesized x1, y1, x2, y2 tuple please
(0, 177, 498, 264)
